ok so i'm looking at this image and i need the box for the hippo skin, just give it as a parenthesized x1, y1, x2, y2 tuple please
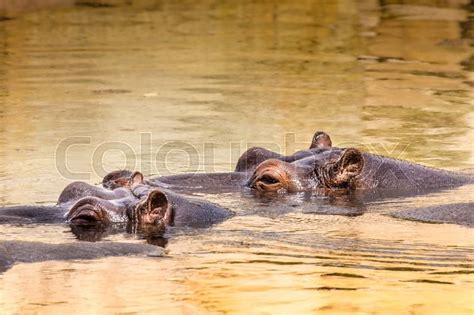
(0, 172, 233, 228)
(0, 179, 137, 224)
(244, 147, 472, 193)
(145, 132, 473, 225)
(390, 203, 473, 227)
(0, 131, 472, 227)
(144, 132, 472, 196)
(0, 240, 162, 273)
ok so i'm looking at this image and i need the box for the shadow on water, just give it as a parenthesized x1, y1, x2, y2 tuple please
(69, 221, 169, 247)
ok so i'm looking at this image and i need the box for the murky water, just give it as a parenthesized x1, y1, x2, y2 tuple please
(0, 0, 473, 314)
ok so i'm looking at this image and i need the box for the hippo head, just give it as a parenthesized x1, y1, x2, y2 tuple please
(129, 189, 174, 226)
(247, 148, 364, 193)
(102, 169, 133, 189)
(66, 197, 123, 224)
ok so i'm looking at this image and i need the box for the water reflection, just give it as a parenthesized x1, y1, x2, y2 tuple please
(0, 0, 473, 314)
(69, 221, 169, 246)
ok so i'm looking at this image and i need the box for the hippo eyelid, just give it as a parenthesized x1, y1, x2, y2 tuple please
(260, 174, 280, 184)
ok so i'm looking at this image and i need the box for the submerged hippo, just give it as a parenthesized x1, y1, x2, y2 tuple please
(234, 131, 472, 195)
(0, 172, 233, 228)
(390, 202, 473, 227)
(0, 240, 163, 273)
(0, 178, 138, 224)
(146, 146, 471, 198)
(246, 147, 472, 194)
(143, 131, 472, 226)
(68, 172, 233, 228)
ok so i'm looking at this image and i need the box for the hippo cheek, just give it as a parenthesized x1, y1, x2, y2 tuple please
(67, 204, 111, 225)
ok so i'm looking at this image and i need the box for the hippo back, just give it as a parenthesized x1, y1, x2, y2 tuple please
(356, 153, 473, 191)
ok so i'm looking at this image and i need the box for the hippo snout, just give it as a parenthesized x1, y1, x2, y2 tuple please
(66, 197, 112, 224)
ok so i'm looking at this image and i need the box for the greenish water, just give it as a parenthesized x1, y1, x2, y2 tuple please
(0, 1, 473, 314)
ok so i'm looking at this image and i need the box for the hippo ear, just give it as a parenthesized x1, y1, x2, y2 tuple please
(310, 131, 332, 149)
(102, 170, 133, 189)
(146, 190, 173, 225)
(326, 148, 363, 187)
(129, 171, 144, 187)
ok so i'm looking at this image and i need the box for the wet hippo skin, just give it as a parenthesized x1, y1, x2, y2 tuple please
(0, 172, 233, 228)
(112, 131, 334, 193)
(246, 148, 473, 193)
(129, 173, 233, 228)
(0, 179, 132, 224)
(0, 180, 137, 224)
(145, 131, 472, 227)
(234, 131, 333, 172)
(0, 205, 65, 224)
(146, 147, 472, 197)
(144, 130, 472, 197)
(58, 180, 134, 205)
(1, 131, 472, 228)
(390, 203, 474, 227)
(0, 240, 161, 273)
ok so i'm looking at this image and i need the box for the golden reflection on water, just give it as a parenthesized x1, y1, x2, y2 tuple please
(0, 0, 473, 314)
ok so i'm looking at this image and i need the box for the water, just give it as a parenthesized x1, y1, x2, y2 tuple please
(0, 0, 473, 314)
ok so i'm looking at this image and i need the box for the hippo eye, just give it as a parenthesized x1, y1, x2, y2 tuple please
(260, 174, 279, 185)
(253, 172, 286, 192)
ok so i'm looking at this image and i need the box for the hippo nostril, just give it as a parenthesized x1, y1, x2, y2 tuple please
(67, 200, 110, 225)
(74, 212, 99, 222)
(69, 208, 102, 224)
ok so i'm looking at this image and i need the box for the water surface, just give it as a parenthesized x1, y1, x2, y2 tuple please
(0, 0, 473, 314)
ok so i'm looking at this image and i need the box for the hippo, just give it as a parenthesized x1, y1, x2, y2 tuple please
(68, 172, 233, 228)
(64, 172, 144, 225)
(0, 205, 67, 224)
(246, 147, 473, 194)
(0, 172, 233, 228)
(0, 240, 163, 273)
(390, 202, 473, 227)
(136, 131, 471, 198)
(102, 169, 135, 190)
(235, 131, 473, 196)
(0, 178, 138, 224)
(141, 131, 472, 226)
